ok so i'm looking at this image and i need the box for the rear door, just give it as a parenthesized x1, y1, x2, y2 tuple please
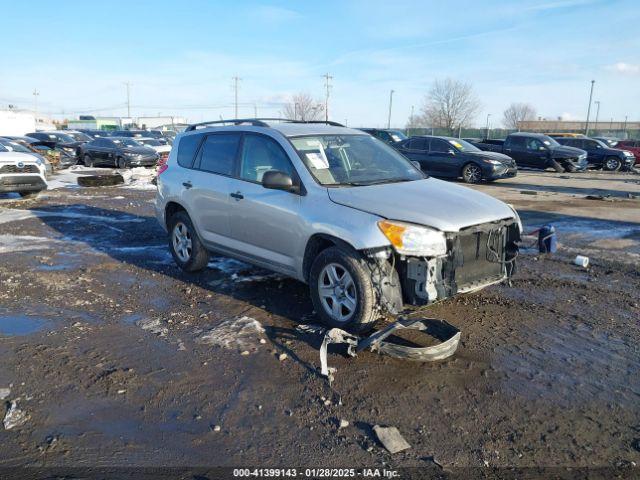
(398, 138, 429, 170)
(226, 133, 303, 275)
(428, 138, 459, 177)
(504, 136, 531, 166)
(184, 132, 241, 249)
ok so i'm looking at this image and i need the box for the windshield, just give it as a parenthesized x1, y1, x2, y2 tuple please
(290, 134, 424, 186)
(112, 138, 142, 148)
(0, 140, 31, 153)
(541, 136, 560, 147)
(448, 138, 481, 153)
(66, 131, 92, 142)
(48, 133, 76, 143)
(387, 130, 407, 142)
(138, 139, 162, 146)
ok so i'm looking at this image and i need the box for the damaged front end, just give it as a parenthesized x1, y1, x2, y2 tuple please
(365, 218, 520, 313)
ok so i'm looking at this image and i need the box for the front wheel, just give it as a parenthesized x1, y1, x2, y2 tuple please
(309, 246, 378, 332)
(116, 157, 127, 169)
(604, 157, 621, 171)
(84, 154, 94, 168)
(462, 163, 482, 183)
(168, 211, 209, 272)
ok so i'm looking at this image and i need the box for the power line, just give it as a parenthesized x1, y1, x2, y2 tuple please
(322, 73, 333, 122)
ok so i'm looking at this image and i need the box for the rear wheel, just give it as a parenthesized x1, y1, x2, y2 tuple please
(168, 210, 209, 272)
(462, 163, 482, 183)
(309, 246, 378, 332)
(604, 157, 621, 171)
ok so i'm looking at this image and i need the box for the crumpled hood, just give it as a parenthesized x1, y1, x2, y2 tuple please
(122, 147, 158, 156)
(327, 178, 516, 232)
(552, 145, 585, 158)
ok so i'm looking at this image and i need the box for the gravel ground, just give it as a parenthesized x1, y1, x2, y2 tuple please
(0, 168, 639, 477)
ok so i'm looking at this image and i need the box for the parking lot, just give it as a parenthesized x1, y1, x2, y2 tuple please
(0, 167, 638, 471)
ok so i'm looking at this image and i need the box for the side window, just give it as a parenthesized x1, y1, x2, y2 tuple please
(509, 136, 527, 149)
(585, 140, 599, 149)
(407, 138, 427, 150)
(176, 134, 202, 168)
(197, 133, 240, 175)
(378, 131, 391, 142)
(525, 138, 543, 151)
(430, 139, 450, 153)
(240, 134, 293, 182)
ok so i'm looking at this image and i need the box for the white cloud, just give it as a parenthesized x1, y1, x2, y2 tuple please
(605, 62, 640, 75)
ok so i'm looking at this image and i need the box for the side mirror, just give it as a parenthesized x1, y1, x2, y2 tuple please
(262, 170, 295, 192)
(411, 161, 421, 170)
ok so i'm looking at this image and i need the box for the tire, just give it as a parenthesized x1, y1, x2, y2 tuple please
(84, 154, 94, 168)
(167, 210, 209, 272)
(604, 157, 621, 171)
(309, 246, 378, 332)
(549, 158, 565, 172)
(462, 163, 482, 183)
(116, 157, 127, 169)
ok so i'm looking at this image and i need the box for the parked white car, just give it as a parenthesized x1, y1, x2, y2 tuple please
(132, 137, 171, 156)
(0, 150, 48, 197)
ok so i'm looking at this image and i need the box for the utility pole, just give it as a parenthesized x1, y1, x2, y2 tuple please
(322, 73, 332, 122)
(485, 113, 491, 139)
(32, 89, 40, 116)
(623, 115, 628, 137)
(387, 90, 394, 129)
(124, 82, 131, 117)
(594, 101, 600, 126)
(584, 79, 595, 135)
(254, 104, 258, 118)
(409, 105, 414, 135)
(232, 76, 241, 118)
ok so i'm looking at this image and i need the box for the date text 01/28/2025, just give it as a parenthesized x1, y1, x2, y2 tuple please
(232, 468, 400, 478)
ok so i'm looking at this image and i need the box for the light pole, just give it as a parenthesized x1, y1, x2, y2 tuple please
(623, 115, 628, 137)
(32, 89, 39, 117)
(584, 79, 595, 135)
(387, 89, 394, 129)
(593, 100, 600, 134)
(485, 113, 491, 139)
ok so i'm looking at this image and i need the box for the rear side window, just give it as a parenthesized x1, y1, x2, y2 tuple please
(177, 134, 202, 168)
(197, 133, 240, 176)
(508, 136, 527, 149)
(430, 139, 450, 152)
(408, 138, 427, 150)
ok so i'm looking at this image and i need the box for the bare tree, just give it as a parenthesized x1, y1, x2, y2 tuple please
(281, 93, 324, 121)
(503, 103, 537, 130)
(420, 78, 481, 135)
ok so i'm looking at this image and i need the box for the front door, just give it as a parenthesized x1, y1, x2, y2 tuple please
(227, 133, 303, 275)
(428, 138, 459, 177)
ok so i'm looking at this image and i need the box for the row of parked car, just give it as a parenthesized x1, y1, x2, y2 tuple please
(361, 128, 638, 184)
(0, 128, 176, 197)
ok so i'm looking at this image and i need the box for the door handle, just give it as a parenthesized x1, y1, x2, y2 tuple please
(230, 191, 244, 200)
(182, 181, 192, 189)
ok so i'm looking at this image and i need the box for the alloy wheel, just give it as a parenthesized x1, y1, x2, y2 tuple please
(464, 164, 482, 183)
(318, 263, 357, 323)
(172, 222, 192, 262)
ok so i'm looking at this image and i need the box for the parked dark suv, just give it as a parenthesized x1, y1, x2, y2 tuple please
(554, 137, 635, 171)
(395, 136, 517, 183)
(359, 128, 407, 145)
(79, 137, 159, 168)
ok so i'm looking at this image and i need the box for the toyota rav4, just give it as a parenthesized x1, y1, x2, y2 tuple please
(0, 149, 48, 197)
(155, 119, 521, 330)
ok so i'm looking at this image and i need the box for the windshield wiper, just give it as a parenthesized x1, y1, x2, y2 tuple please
(347, 178, 414, 186)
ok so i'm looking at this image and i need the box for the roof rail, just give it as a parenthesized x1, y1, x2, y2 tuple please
(184, 118, 288, 131)
(184, 118, 346, 132)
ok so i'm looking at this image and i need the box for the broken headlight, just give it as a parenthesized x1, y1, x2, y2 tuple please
(378, 220, 447, 257)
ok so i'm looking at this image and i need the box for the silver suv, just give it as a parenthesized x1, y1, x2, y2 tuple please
(155, 119, 521, 330)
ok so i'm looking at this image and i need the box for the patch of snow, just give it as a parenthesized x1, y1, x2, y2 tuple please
(0, 207, 145, 225)
(136, 318, 168, 336)
(119, 167, 157, 190)
(0, 235, 65, 254)
(208, 257, 285, 283)
(197, 316, 265, 350)
(3, 401, 28, 430)
(0, 388, 10, 400)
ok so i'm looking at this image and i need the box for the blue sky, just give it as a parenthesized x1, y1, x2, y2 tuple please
(1, 0, 639, 127)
